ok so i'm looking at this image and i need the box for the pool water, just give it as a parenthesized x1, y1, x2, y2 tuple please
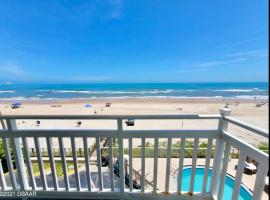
(176, 167, 252, 200)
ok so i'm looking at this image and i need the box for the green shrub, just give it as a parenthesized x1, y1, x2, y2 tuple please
(257, 142, 269, 154)
(0, 138, 15, 173)
(199, 142, 208, 148)
(185, 141, 194, 148)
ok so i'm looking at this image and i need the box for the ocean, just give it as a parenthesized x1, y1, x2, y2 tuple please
(0, 82, 268, 100)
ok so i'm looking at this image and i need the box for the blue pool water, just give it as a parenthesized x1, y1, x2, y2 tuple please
(176, 167, 252, 200)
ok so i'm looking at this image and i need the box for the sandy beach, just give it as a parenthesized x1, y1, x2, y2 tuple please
(0, 98, 268, 147)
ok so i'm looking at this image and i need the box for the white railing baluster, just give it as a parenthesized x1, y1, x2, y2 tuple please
(210, 138, 225, 196)
(189, 138, 199, 193)
(109, 138, 115, 191)
(0, 114, 6, 129)
(231, 151, 247, 200)
(71, 137, 81, 191)
(34, 137, 47, 190)
(6, 119, 29, 190)
(96, 137, 103, 191)
(252, 160, 269, 200)
(153, 137, 159, 194)
(165, 137, 172, 193)
(3, 138, 17, 189)
(0, 158, 7, 190)
(22, 137, 37, 190)
(177, 138, 185, 193)
(0, 117, 7, 190)
(202, 138, 213, 193)
(10, 137, 27, 190)
(217, 142, 231, 200)
(117, 119, 124, 197)
(2, 118, 16, 189)
(210, 107, 230, 198)
(46, 137, 59, 190)
(58, 137, 70, 191)
(128, 138, 133, 191)
(141, 137, 145, 192)
(83, 137, 92, 191)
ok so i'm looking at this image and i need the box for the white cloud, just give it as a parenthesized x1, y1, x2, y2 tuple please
(196, 61, 225, 67)
(0, 81, 12, 85)
(53, 0, 125, 27)
(4, 65, 29, 76)
(217, 37, 264, 48)
(176, 58, 248, 73)
(0, 62, 30, 80)
(176, 67, 211, 73)
(226, 50, 268, 58)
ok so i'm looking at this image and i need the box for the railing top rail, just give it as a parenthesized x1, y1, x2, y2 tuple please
(224, 116, 269, 138)
(0, 129, 219, 138)
(222, 130, 269, 164)
(0, 114, 221, 120)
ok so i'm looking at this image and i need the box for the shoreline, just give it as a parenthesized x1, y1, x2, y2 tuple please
(0, 96, 268, 104)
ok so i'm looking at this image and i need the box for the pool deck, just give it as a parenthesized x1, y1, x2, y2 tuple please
(131, 158, 268, 199)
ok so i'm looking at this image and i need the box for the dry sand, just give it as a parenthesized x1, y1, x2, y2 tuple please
(0, 98, 268, 147)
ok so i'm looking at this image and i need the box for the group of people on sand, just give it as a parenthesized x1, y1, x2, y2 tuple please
(75, 103, 112, 127)
(51, 104, 62, 107)
(255, 101, 268, 108)
(92, 102, 111, 115)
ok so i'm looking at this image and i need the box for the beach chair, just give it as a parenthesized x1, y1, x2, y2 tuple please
(235, 161, 257, 174)
(76, 121, 82, 127)
(125, 119, 135, 126)
(244, 162, 257, 173)
(265, 176, 269, 193)
(36, 120, 40, 126)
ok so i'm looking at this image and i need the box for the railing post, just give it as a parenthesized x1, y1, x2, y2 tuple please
(117, 118, 125, 199)
(6, 119, 29, 190)
(210, 107, 230, 198)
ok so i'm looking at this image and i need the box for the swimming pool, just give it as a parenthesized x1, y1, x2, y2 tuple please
(176, 166, 252, 200)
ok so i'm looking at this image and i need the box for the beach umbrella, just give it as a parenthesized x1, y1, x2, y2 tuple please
(11, 102, 22, 108)
(84, 104, 92, 108)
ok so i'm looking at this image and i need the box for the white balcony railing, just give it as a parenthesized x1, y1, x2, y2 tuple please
(0, 107, 268, 199)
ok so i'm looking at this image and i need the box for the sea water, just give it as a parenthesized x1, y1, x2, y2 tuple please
(0, 82, 268, 100)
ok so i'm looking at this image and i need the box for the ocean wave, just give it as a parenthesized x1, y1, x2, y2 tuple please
(0, 96, 40, 100)
(35, 89, 201, 94)
(0, 90, 16, 93)
(235, 95, 269, 100)
(36, 90, 52, 92)
(0, 96, 58, 100)
(53, 90, 92, 94)
(212, 89, 255, 92)
(36, 89, 177, 94)
(66, 95, 225, 99)
(75, 96, 225, 99)
(35, 88, 268, 94)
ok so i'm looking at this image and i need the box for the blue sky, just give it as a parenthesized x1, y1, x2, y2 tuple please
(0, 0, 268, 83)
